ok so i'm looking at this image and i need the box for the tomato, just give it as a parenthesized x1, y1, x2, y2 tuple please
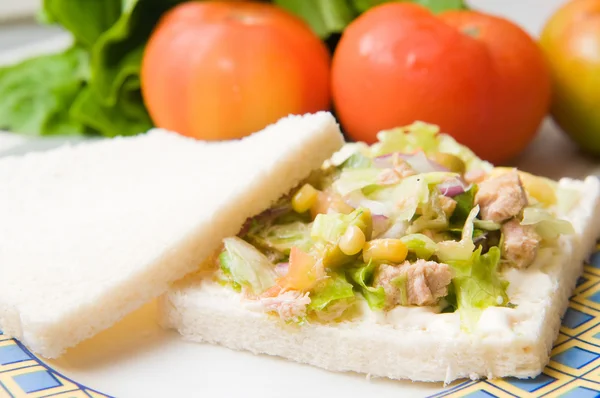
(540, 0, 600, 155)
(141, 2, 331, 140)
(279, 247, 322, 291)
(331, 3, 551, 164)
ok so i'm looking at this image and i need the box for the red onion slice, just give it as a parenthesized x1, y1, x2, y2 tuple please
(437, 177, 469, 197)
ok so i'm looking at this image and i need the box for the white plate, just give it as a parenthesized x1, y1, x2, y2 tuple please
(2, 1, 600, 397)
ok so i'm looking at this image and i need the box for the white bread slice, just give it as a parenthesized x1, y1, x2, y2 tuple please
(159, 176, 600, 383)
(0, 111, 344, 358)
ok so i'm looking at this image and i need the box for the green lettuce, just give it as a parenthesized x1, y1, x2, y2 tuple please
(219, 237, 277, 295)
(308, 272, 355, 312)
(521, 207, 575, 239)
(0, 46, 89, 136)
(333, 168, 381, 196)
(400, 234, 437, 260)
(348, 261, 386, 310)
(449, 185, 477, 225)
(447, 246, 509, 329)
(311, 208, 372, 243)
(437, 205, 479, 262)
(248, 221, 313, 255)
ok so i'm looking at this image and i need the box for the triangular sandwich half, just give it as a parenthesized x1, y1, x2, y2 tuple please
(0, 111, 343, 358)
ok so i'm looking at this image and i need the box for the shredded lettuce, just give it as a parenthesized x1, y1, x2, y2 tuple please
(308, 272, 355, 313)
(333, 168, 381, 196)
(449, 185, 477, 225)
(437, 205, 479, 262)
(521, 207, 575, 239)
(370, 121, 491, 172)
(347, 261, 386, 310)
(446, 246, 509, 330)
(400, 234, 438, 260)
(311, 208, 371, 243)
(248, 221, 312, 255)
(219, 237, 277, 295)
(340, 152, 373, 170)
(372, 121, 440, 157)
(473, 219, 501, 231)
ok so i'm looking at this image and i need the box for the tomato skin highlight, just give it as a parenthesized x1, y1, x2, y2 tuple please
(331, 3, 551, 164)
(141, 1, 331, 140)
(540, 0, 600, 155)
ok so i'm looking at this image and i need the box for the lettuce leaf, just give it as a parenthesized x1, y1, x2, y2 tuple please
(274, 0, 356, 39)
(437, 205, 479, 262)
(447, 246, 509, 330)
(521, 207, 575, 239)
(0, 46, 89, 136)
(308, 272, 355, 312)
(219, 237, 277, 295)
(248, 221, 313, 255)
(347, 261, 386, 310)
(400, 234, 437, 260)
(311, 208, 372, 243)
(449, 185, 477, 225)
(43, 0, 121, 49)
(333, 168, 381, 196)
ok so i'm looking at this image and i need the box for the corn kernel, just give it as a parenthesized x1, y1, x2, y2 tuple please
(362, 239, 408, 263)
(339, 225, 366, 256)
(292, 184, 319, 213)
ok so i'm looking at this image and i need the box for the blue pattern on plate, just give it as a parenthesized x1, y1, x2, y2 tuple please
(0, 344, 31, 365)
(13, 370, 61, 393)
(563, 308, 595, 329)
(552, 347, 600, 369)
(558, 386, 600, 398)
(505, 373, 556, 393)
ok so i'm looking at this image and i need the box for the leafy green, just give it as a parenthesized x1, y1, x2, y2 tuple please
(308, 272, 355, 312)
(0, 46, 89, 136)
(274, 0, 356, 39)
(413, 0, 468, 14)
(372, 121, 440, 157)
(437, 205, 479, 262)
(333, 168, 381, 196)
(351, 0, 467, 14)
(340, 152, 373, 169)
(248, 221, 313, 255)
(220, 237, 277, 295)
(449, 185, 477, 225)
(400, 234, 437, 259)
(311, 208, 371, 243)
(521, 208, 575, 240)
(348, 261, 386, 310)
(447, 246, 509, 330)
(69, 85, 152, 137)
(43, 0, 121, 49)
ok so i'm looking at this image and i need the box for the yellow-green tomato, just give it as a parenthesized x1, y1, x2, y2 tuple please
(540, 0, 600, 154)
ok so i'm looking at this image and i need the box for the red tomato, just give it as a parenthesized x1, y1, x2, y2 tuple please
(331, 3, 551, 164)
(141, 2, 331, 140)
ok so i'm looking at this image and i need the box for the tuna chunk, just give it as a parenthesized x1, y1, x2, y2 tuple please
(475, 170, 528, 223)
(501, 218, 541, 269)
(374, 259, 453, 308)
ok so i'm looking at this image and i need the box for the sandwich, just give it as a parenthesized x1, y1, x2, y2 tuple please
(0, 111, 343, 358)
(158, 121, 600, 383)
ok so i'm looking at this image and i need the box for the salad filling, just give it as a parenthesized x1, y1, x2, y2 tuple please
(210, 122, 577, 328)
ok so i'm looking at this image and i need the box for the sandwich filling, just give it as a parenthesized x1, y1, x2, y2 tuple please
(208, 122, 579, 328)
